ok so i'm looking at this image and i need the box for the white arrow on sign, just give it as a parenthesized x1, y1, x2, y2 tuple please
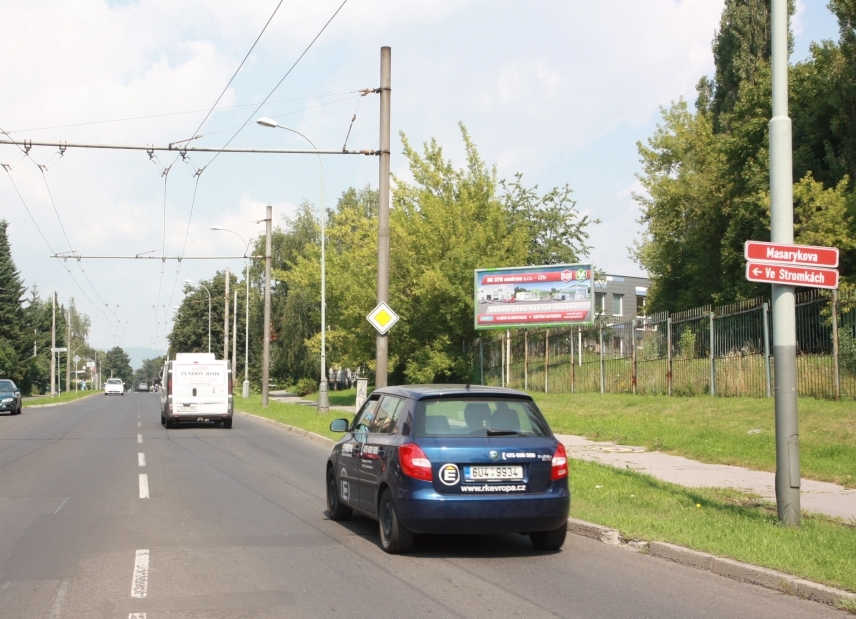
(752, 267, 762, 276)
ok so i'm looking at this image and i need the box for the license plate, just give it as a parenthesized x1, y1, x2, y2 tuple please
(464, 465, 523, 481)
(177, 404, 197, 412)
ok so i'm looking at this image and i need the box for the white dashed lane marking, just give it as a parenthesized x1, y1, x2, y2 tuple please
(138, 422, 141, 428)
(137, 434, 143, 444)
(139, 474, 149, 499)
(138, 453, 146, 467)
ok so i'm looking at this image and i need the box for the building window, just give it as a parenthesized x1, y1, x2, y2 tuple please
(613, 294, 623, 316)
(636, 295, 646, 316)
(595, 292, 606, 314)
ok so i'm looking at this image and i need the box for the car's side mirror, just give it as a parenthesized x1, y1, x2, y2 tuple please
(329, 418, 349, 433)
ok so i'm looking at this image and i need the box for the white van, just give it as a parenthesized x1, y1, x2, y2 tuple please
(160, 353, 233, 429)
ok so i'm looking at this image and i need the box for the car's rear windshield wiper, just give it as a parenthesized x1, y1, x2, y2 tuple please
(486, 429, 522, 436)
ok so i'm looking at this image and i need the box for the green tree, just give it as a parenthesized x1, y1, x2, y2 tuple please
(101, 346, 133, 384)
(134, 355, 166, 388)
(0, 220, 27, 385)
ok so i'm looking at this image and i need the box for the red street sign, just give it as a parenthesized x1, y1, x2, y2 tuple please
(744, 241, 839, 268)
(745, 262, 839, 289)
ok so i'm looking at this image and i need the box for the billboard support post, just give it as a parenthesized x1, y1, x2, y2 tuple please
(710, 312, 716, 397)
(524, 330, 529, 391)
(479, 338, 484, 386)
(599, 323, 605, 395)
(832, 290, 840, 401)
(545, 329, 550, 394)
(667, 317, 673, 396)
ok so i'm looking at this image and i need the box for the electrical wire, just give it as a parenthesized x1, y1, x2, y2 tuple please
(201, 0, 351, 171)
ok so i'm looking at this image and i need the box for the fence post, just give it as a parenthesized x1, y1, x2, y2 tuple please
(479, 338, 484, 386)
(578, 328, 582, 366)
(571, 328, 576, 393)
(632, 319, 638, 395)
(599, 322, 605, 394)
(710, 311, 716, 397)
(501, 331, 506, 388)
(524, 329, 529, 391)
(832, 290, 840, 401)
(763, 302, 772, 398)
(667, 316, 672, 396)
(545, 328, 550, 393)
(506, 329, 512, 389)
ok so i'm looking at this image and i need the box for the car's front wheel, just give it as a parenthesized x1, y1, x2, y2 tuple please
(326, 468, 352, 521)
(530, 525, 567, 551)
(378, 489, 414, 554)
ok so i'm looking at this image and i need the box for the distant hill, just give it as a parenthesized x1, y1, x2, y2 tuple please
(125, 347, 167, 370)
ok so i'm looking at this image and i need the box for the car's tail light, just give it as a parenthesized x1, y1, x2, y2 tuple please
(399, 443, 433, 481)
(551, 443, 568, 480)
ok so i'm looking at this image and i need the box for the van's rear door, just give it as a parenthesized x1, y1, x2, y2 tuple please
(173, 362, 229, 416)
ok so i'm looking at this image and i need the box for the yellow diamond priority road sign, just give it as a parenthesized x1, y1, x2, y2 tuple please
(367, 302, 399, 335)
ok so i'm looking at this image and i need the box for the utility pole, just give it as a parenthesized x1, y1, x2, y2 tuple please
(262, 205, 272, 406)
(770, 0, 800, 525)
(66, 308, 71, 393)
(224, 266, 230, 361)
(376, 46, 391, 388)
(232, 289, 238, 385)
(51, 292, 56, 396)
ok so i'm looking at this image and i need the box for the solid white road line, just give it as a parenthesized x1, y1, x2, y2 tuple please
(139, 474, 149, 499)
(131, 549, 149, 598)
(137, 434, 143, 444)
(138, 453, 146, 467)
(47, 579, 69, 619)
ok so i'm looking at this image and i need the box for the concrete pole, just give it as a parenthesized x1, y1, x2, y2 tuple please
(375, 46, 391, 388)
(262, 205, 272, 406)
(232, 289, 238, 388)
(224, 266, 230, 361)
(66, 308, 71, 393)
(243, 256, 250, 398)
(770, 0, 800, 525)
(51, 292, 56, 396)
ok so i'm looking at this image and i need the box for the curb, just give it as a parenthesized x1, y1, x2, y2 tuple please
(24, 393, 100, 409)
(236, 411, 335, 447)
(567, 520, 856, 610)
(235, 413, 856, 611)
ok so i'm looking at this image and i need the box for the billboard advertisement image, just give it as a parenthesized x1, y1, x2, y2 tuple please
(474, 264, 594, 330)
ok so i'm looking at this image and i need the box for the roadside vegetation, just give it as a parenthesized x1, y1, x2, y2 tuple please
(235, 394, 353, 440)
(24, 390, 99, 407)
(535, 392, 856, 488)
(572, 459, 856, 593)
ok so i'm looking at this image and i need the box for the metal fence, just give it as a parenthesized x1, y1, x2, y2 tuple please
(472, 289, 856, 400)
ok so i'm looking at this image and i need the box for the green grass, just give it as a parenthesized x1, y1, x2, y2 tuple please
(24, 390, 100, 407)
(571, 459, 856, 593)
(234, 393, 354, 440)
(534, 392, 856, 487)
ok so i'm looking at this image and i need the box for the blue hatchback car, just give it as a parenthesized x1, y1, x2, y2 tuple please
(326, 385, 570, 553)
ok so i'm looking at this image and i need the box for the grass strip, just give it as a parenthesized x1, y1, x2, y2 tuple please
(571, 458, 856, 592)
(24, 390, 99, 407)
(235, 393, 354, 440)
(534, 392, 856, 487)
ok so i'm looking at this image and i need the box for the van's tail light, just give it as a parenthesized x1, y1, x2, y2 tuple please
(229, 370, 233, 394)
(167, 376, 172, 395)
(398, 443, 433, 481)
(551, 443, 568, 480)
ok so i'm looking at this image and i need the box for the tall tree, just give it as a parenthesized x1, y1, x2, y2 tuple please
(0, 220, 27, 384)
(101, 346, 133, 384)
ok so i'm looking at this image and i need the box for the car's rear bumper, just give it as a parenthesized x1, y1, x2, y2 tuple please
(395, 481, 570, 535)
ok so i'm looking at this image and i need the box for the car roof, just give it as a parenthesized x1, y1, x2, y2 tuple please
(370, 384, 533, 401)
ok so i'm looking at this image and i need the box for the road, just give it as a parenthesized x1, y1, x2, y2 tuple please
(0, 394, 838, 618)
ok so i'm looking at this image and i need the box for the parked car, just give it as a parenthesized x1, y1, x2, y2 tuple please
(325, 385, 570, 554)
(104, 378, 124, 396)
(0, 379, 22, 415)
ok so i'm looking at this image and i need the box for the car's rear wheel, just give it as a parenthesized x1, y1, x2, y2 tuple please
(530, 525, 567, 551)
(222, 418, 232, 429)
(378, 489, 414, 554)
(326, 468, 352, 521)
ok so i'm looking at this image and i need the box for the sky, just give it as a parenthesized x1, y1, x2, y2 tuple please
(0, 0, 842, 355)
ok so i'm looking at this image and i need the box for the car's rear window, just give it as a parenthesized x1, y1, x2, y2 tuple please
(414, 398, 552, 438)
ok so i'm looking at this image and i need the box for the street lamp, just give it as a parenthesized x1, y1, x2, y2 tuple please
(211, 225, 252, 398)
(185, 280, 211, 354)
(256, 117, 329, 413)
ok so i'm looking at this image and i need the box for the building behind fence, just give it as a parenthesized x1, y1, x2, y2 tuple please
(472, 289, 856, 400)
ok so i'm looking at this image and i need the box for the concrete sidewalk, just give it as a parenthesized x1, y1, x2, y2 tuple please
(556, 434, 856, 522)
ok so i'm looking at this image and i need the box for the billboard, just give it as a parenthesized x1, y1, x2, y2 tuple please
(474, 264, 594, 330)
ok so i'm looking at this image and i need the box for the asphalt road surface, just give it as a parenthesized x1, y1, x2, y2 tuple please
(0, 394, 839, 618)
